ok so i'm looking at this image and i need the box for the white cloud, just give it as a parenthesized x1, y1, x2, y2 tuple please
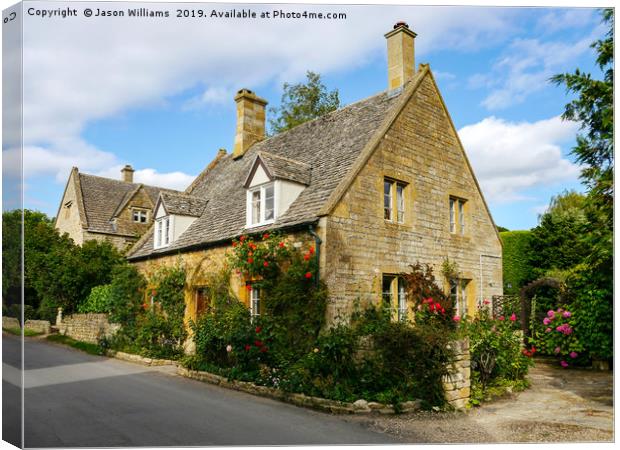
(19, 2, 522, 187)
(458, 115, 581, 203)
(94, 166, 194, 191)
(469, 23, 604, 110)
(536, 9, 596, 35)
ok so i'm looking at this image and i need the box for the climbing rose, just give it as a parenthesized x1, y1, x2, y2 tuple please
(543, 317, 551, 325)
(509, 313, 517, 322)
(278, 242, 285, 248)
(498, 316, 505, 321)
(232, 241, 237, 247)
(305, 272, 312, 279)
(226, 345, 232, 353)
(246, 285, 252, 291)
(244, 344, 251, 351)
(545, 327, 552, 333)
(560, 361, 569, 368)
(263, 261, 269, 267)
(255, 326, 261, 333)
(441, 307, 446, 314)
(254, 340, 263, 347)
(303, 253, 310, 261)
(309, 246, 315, 254)
(554, 347, 561, 354)
(483, 299, 491, 305)
(569, 351, 578, 359)
(240, 235, 246, 242)
(260, 346, 268, 353)
(452, 315, 461, 323)
(563, 311, 572, 318)
(263, 233, 269, 239)
(547, 310, 555, 318)
(247, 257, 254, 263)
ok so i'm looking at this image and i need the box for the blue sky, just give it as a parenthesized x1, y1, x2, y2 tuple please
(3, 2, 606, 230)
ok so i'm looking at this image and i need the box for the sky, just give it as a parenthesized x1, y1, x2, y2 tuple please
(2, 1, 607, 230)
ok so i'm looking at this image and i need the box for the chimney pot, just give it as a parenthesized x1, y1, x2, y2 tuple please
(121, 164, 135, 183)
(385, 22, 417, 92)
(233, 89, 268, 159)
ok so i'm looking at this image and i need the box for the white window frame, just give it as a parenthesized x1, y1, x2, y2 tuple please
(382, 275, 408, 321)
(450, 278, 469, 317)
(397, 278, 407, 321)
(132, 209, 148, 223)
(154, 216, 173, 249)
(250, 286, 261, 320)
(384, 179, 407, 224)
(384, 180, 393, 221)
(246, 182, 276, 228)
(450, 197, 467, 235)
(458, 200, 465, 235)
(396, 183, 405, 224)
(449, 198, 456, 233)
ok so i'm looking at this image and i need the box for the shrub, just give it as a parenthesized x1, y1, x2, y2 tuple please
(530, 306, 585, 367)
(79, 284, 113, 313)
(500, 230, 534, 295)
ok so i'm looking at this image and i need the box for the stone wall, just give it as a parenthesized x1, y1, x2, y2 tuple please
(2, 317, 20, 329)
(443, 338, 471, 410)
(323, 71, 503, 322)
(56, 311, 120, 344)
(25, 320, 51, 334)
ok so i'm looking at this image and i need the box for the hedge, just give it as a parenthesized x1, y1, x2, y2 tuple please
(500, 231, 533, 295)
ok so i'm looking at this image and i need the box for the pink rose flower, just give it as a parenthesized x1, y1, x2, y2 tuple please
(498, 316, 505, 321)
(560, 361, 569, 368)
(509, 313, 517, 322)
(543, 317, 551, 325)
(547, 310, 555, 318)
(569, 351, 578, 359)
(554, 347, 561, 354)
(545, 327, 552, 333)
(562, 311, 572, 318)
(452, 315, 461, 323)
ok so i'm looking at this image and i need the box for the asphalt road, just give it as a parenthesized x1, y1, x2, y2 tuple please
(3, 334, 400, 447)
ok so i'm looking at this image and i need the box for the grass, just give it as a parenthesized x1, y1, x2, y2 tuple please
(3, 326, 44, 337)
(46, 334, 105, 356)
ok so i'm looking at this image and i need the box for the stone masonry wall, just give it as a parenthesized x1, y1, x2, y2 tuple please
(55, 169, 86, 245)
(443, 338, 471, 409)
(2, 317, 20, 329)
(25, 320, 51, 334)
(57, 312, 120, 344)
(323, 71, 503, 322)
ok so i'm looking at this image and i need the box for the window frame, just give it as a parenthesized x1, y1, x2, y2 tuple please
(382, 274, 408, 321)
(154, 216, 173, 249)
(449, 196, 467, 235)
(250, 286, 261, 320)
(132, 208, 148, 224)
(247, 182, 277, 228)
(450, 278, 469, 317)
(384, 178, 407, 224)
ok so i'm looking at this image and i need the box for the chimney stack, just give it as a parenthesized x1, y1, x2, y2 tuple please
(121, 164, 135, 183)
(385, 22, 417, 92)
(233, 89, 268, 159)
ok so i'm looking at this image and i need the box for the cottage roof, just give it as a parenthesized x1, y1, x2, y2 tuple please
(127, 70, 429, 260)
(77, 172, 178, 235)
(158, 191, 208, 217)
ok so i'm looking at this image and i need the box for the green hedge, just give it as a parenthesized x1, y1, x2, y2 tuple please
(500, 231, 533, 295)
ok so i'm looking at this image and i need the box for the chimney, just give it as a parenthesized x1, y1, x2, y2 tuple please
(233, 89, 268, 159)
(385, 21, 417, 92)
(121, 164, 135, 183)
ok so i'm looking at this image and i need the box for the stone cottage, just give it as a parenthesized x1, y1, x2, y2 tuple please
(55, 165, 180, 251)
(127, 23, 503, 333)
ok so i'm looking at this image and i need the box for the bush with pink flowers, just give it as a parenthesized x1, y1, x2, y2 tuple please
(530, 307, 584, 367)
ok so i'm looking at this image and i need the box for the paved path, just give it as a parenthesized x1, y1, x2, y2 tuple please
(3, 334, 400, 447)
(350, 360, 613, 443)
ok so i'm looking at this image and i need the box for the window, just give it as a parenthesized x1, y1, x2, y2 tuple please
(250, 286, 261, 320)
(450, 278, 469, 317)
(195, 288, 212, 316)
(155, 216, 171, 248)
(132, 209, 148, 223)
(449, 197, 466, 235)
(384, 181, 392, 220)
(384, 179, 407, 223)
(248, 183, 275, 226)
(382, 275, 408, 321)
(63, 201, 72, 219)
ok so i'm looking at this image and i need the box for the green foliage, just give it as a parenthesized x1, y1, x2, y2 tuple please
(47, 334, 105, 356)
(79, 284, 113, 313)
(268, 71, 340, 134)
(464, 307, 532, 393)
(107, 264, 146, 327)
(500, 230, 533, 294)
(530, 306, 584, 366)
(3, 327, 43, 337)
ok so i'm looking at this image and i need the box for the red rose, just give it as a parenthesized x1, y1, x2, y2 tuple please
(441, 307, 446, 314)
(263, 261, 269, 267)
(240, 235, 246, 242)
(247, 257, 254, 263)
(278, 242, 285, 248)
(232, 241, 237, 247)
(244, 344, 251, 351)
(305, 272, 312, 279)
(260, 346, 268, 353)
(254, 340, 263, 347)
(499, 316, 505, 321)
(142, 303, 148, 310)
(309, 246, 315, 254)
(303, 253, 310, 261)
(250, 243, 257, 250)
(263, 233, 269, 239)
(255, 326, 262, 333)
(246, 284, 252, 291)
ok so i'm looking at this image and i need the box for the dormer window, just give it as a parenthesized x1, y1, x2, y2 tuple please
(132, 209, 148, 223)
(155, 216, 172, 248)
(248, 183, 275, 226)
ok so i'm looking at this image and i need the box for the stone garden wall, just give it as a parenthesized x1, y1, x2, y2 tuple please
(24, 320, 51, 334)
(2, 316, 20, 329)
(443, 338, 471, 409)
(56, 310, 120, 344)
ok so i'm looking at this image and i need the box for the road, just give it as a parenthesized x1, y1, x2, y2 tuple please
(3, 334, 399, 447)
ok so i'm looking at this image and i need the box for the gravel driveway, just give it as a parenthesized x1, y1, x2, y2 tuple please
(348, 360, 613, 443)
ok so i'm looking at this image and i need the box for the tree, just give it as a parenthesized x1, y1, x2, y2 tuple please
(551, 8, 613, 219)
(268, 71, 340, 134)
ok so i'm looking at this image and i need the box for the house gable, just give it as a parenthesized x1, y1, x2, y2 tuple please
(54, 167, 88, 244)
